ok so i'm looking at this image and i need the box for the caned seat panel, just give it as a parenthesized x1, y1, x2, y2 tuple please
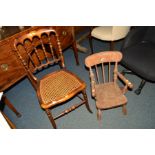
(39, 70, 85, 108)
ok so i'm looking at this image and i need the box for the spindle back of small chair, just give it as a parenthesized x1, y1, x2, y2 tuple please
(85, 51, 122, 85)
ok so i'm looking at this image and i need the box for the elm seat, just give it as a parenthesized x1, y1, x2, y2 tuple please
(121, 26, 155, 94)
(95, 82, 127, 109)
(89, 26, 130, 52)
(85, 51, 133, 122)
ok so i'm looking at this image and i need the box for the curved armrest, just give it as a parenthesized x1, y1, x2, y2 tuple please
(117, 72, 133, 89)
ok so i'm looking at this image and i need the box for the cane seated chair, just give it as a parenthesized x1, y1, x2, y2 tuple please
(14, 28, 92, 129)
(85, 51, 133, 121)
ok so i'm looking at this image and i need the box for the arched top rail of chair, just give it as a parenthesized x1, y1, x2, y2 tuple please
(85, 51, 122, 67)
(14, 28, 59, 46)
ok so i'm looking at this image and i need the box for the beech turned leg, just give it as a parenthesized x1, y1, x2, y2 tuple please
(2, 95, 21, 117)
(82, 90, 92, 113)
(45, 109, 57, 129)
(122, 104, 127, 115)
(72, 41, 79, 65)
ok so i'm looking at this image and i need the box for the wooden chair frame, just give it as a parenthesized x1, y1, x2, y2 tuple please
(14, 27, 92, 128)
(85, 51, 133, 122)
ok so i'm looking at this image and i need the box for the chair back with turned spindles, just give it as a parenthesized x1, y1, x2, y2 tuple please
(14, 28, 65, 89)
(13, 28, 92, 129)
(85, 51, 123, 96)
(85, 51, 122, 83)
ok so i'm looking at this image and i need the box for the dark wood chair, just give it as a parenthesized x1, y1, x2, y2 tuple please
(85, 51, 133, 122)
(14, 28, 92, 129)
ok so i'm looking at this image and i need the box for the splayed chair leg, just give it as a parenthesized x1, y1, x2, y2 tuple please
(45, 109, 57, 129)
(82, 89, 92, 113)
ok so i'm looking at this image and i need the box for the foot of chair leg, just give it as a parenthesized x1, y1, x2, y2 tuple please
(122, 105, 127, 115)
(16, 113, 22, 117)
(97, 109, 102, 128)
(45, 109, 57, 129)
(82, 90, 93, 113)
(97, 109, 102, 121)
(134, 89, 141, 95)
(134, 80, 146, 95)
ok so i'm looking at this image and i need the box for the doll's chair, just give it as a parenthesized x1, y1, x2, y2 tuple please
(85, 51, 133, 122)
